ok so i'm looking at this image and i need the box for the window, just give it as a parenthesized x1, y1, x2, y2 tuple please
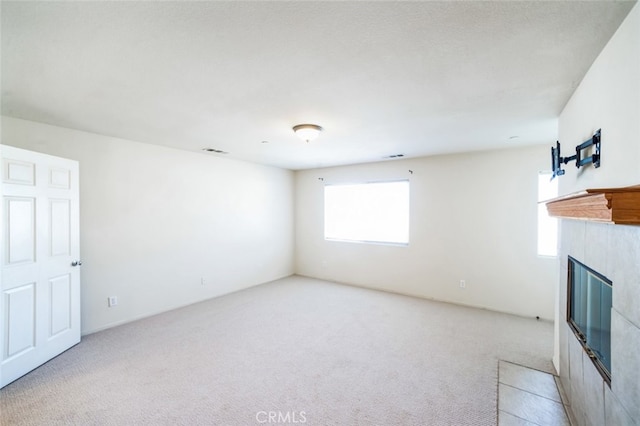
(324, 180, 409, 245)
(537, 172, 558, 256)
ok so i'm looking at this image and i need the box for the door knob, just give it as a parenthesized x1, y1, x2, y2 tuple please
(71, 261, 83, 267)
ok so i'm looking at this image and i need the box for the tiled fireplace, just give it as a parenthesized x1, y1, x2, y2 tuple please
(558, 219, 640, 425)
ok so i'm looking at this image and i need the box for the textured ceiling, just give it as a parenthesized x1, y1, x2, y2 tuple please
(1, 1, 636, 170)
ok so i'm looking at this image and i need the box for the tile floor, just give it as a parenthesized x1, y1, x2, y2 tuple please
(498, 360, 571, 426)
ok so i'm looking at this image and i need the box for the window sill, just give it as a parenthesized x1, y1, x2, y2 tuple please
(325, 238, 409, 247)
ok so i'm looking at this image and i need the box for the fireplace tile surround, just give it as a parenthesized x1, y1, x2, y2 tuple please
(558, 219, 640, 425)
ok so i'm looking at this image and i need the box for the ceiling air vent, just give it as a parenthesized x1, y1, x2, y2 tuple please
(384, 154, 404, 159)
(202, 148, 229, 154)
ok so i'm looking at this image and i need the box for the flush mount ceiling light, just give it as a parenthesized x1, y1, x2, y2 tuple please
(293, 124, 323, 143)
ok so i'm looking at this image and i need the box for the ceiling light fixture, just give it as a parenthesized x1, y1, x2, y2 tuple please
(293, 124, 323, 143)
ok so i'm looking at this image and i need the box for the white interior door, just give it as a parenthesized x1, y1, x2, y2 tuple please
(1, 145, 81, 388)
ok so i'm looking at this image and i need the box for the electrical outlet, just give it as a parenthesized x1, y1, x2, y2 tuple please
(459, 280, 466, 289)
(108, 296, 118, 307)
(201, 277, 206, 286)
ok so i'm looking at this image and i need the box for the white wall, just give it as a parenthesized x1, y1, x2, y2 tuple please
(2, 116, 295, 334)
(554, 4, 640, 424)
(558, 3, 640, 194)
(296, 145, 558, 320)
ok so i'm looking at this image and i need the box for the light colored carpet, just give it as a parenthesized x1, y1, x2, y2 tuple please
(0, 276, 554, 425)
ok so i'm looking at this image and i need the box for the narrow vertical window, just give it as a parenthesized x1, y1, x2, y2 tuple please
(324, 180, 409, 245)
(537, 172, 558, 256)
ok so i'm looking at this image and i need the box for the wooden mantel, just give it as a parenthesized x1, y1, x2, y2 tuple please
(545, 185, 640, 225)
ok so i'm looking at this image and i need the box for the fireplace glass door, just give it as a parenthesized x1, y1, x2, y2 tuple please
(567, 256, 612, 383)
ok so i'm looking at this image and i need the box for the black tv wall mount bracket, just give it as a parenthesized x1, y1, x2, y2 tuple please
(551, 129, 601, 180)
